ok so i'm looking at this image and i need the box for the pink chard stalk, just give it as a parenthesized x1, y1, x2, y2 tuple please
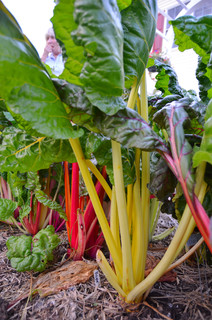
(155, 102, 212, 253)
(64, 161, 107, 260)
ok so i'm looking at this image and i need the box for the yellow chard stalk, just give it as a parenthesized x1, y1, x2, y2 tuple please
(112, 139, 135, 293)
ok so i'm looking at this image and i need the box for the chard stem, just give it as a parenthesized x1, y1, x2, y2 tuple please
(96, 250, 126, 298)
(127, 184, 133, 234)
(110, 186, 122, 283)
(131, 149, 144, 284)
(126, 160, 208, 302)
(140, 71, 150, 279)
(127, 202, 192, 302)
(85, 160, 112, 200)
(149, 199, 162, 240)
(110, 187, 121, 254)
(112, 140, 135, 293)
(69, 138, 122, 276)
(127, 78, 138, 110)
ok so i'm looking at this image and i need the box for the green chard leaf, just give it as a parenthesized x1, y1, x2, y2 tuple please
(170, 15, 212, 64)
(6, 226, 60, 272)
(196, 56, 212, 103)
(32, 225, 61, 261)
(34, 189, 67, 221)
(154, 95, 182, 110)
(71, 0, 125, 112)
(0, 127, 77, 172)
(116, 0, 132, 11)
(6, 171, 25, 199)
(19, 203, 31, 222)
(0, 198, 18, 221)
(122, 0, 157, 88)
(170, 15, 212, 102)
(52, 0, 127, 115)
(0, 1, 81, 139)
(154, 60, 184, 97)
(53, 80, 168, 153)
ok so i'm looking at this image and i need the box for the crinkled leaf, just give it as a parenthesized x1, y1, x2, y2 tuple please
(0, 198, 18, 220)
(196, 57, 212, 103)
(25, 171, 41, 191)
(54, 80, 168, 153)
(161, 98, 206, 138)
(7, 234, 49, 272)
(122, 0, 157, 88)
(32, 225, 61, 260)
(0, 2, 80, 139)
(6, 172, 25, 199)
(193, 99, 212, 166)
(82, 94, 127, 116)
(184, 99, 206, 128)
(84, 132, 107, 158)
(154, 95, 182, 110)
(9, 253, 48, 273)
(170, 15, 212, 64)
(0, 127, 77, 172)
(19, 203, 31, 222)
(6, 234, 32, 259)
(6, 226, 60, 272)
(154, 60, 184, 97)
(71, 0, 124, 105)
(34, 189, 67, 221)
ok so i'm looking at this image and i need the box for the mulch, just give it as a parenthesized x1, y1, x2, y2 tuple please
(0, 221, 211, 320)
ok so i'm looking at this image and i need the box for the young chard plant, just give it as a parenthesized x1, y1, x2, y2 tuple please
(0, 168, 66, 235)
(0, 0, 211, 302)
(6, 225, 61, 272)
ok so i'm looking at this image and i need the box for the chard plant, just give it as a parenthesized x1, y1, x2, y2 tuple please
(0, 167, 66, 235)
(0, 0, 211, 302)
(6, 225, 61, 272)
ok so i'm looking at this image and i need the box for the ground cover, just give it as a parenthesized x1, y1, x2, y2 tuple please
(0, 214, 211, 320)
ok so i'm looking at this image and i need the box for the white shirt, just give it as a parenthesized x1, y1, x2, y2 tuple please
(45, 53, 64, 76)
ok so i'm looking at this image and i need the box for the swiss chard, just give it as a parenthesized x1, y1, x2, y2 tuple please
(6, 225, 60, 272)
(0, 168, 66, 235)
(0, 0, 211, 304)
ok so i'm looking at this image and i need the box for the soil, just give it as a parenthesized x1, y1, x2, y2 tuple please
(0, 214, 211, 320)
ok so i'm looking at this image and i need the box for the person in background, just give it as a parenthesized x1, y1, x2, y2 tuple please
(41, 27, 64, 76)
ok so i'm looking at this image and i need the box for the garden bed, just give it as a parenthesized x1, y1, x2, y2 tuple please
(0, 215, 211, 320)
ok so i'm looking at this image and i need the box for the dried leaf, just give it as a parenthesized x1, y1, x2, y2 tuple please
(32, 260, 97, 297)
